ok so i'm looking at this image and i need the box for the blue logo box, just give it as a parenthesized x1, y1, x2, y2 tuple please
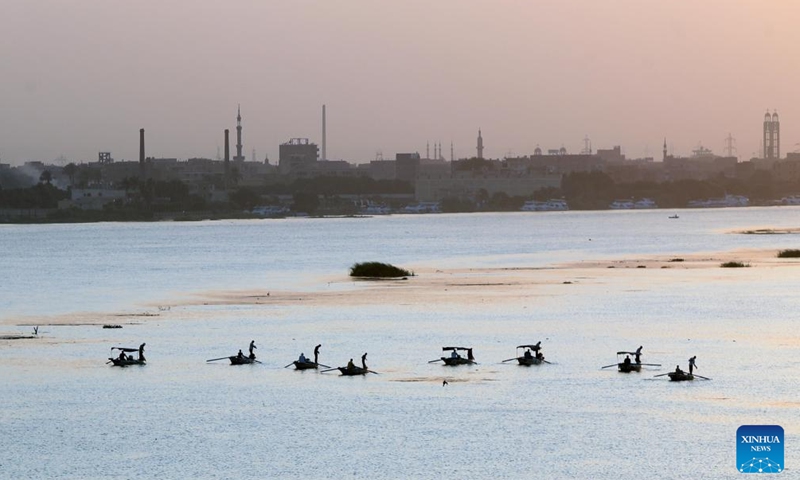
(737, 425, 784, 474)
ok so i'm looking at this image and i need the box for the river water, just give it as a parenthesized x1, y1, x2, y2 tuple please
(1, 207, 799, 479)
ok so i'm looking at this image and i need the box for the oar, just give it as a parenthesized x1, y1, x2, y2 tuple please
(320, 367, 339, 373)
(284, 362, 295, 368)
(601, 363, 618, 369)
(501, 358, 518, 363)
(639, 363, 661, 367)
(542, 360, 553, 364)
(206, 357, 229, 362)
(253, 360, 263, 364)
(317, 363, 331, 368)
(428, 359, 443, 363)
(694, 374, 711, 380)
(653, 373, 671, 377)
(367, 370, 380, 375)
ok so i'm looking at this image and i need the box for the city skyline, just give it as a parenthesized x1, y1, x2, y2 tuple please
(1, 1, 797, 165)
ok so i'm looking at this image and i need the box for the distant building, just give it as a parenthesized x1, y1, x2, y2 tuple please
(763, 111, 780, 160)
(396, 152, 421, 183)
(279, 138, 318, 176)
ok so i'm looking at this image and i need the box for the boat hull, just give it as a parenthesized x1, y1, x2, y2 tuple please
(668, 372, 694, 382)
(108, 358, 145, 367)
(229, 356, 256, 365)
(338, 366, 368, 376)
(441, 357, 475, 366)
(516, 357, 543, 366)
(294, 361, 318, 370)
(617, 363, 641, 373)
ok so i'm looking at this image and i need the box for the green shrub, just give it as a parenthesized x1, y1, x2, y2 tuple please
(777, 249, 800, 258)
(720, 261, 749, 268)
(350, 262, 412, 278)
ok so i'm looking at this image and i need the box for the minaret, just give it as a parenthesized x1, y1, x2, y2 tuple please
(234, 105, 244, 162)
(663, 138, 667, 161)
(476, 129, 484, 159)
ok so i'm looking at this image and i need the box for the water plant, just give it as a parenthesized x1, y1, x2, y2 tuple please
(350, 262, 413, 278)
(720, 261, 749, 268)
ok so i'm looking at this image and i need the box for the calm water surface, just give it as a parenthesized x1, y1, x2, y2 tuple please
(1, 208, 800, 479)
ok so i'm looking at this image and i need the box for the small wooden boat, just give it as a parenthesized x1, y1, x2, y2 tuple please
(439, 346, 476, 366)
(502, 344, 545, 366)
(102, 324, 122, 329)
(668, 371, 694, 381)
(109, 346, 145, 367)
(229, 355, 257, 365)
(618, 362, 641, 373)
(293, 360, 319, 370)
(108, 357, 145, 367)
(337, 366, 369, 376)
(517, 356, 544, 366)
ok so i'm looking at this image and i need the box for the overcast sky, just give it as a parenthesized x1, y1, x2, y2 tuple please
(2, 0, 798, 166)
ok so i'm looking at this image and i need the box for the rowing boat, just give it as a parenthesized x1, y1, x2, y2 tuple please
(338, 366, 369, 376)
(229, 356, 256, 365)
(108, 357, 145, 367)
(293, 360, 319, 370)
(517, 356, 543, 366)
(438, 346, 476, 366)
(668, 371, 694, 382)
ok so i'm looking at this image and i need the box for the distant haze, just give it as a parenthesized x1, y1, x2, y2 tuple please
(1, 0, 797, 165)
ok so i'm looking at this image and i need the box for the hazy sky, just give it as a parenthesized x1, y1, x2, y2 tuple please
(2, 1, 798, 166)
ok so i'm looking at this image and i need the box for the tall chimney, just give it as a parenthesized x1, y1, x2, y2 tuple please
(139, 128, 145, 179)
(322, 104, 326, 162)
(224, 129, 230, 189)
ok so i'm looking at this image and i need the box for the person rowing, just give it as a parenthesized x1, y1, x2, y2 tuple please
(634, 346, 642, 364)
(450, 349, 460, 359)
(361, 352, 368, 370)
(347, 358, 356, 370)
(314, 344, 321, 364)
(249, 340, 257, 360)
(237, 349, 245, 360)
(138, 343, 146, 362)
(298, 352, 308, 363)
(674, 364, 684, 375)
(118, 350, 127, 361)
(531, 341, 542, 355)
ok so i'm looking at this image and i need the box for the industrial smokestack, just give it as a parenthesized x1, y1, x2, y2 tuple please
(139, 128, 145, 179)
(322, 104, 326, 162)
(224, 129, 230, 162)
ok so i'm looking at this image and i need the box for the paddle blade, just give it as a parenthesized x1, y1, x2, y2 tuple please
(320, 368, 338, 373)
(284, 362, 295, 368)
(317, 364, 331, 369)
(428, 359, 443, 364)
(601, 364, 618, 369)
(501, 358, 518, 363)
